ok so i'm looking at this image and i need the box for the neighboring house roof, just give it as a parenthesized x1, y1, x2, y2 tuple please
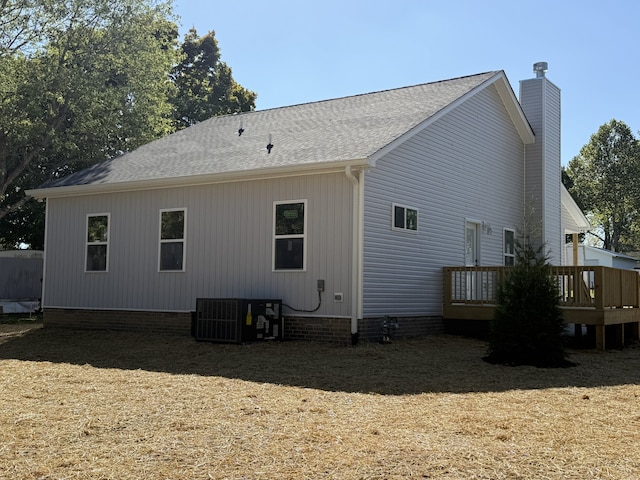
(28, 70, 534, 199)
(561, 184, 590, 233)
(569, 244, 639, 268)
(0, 250, 44, 259)
(585, 246, 639, 263)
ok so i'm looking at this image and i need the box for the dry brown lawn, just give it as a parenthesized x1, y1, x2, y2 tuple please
(1, 322, 639, 479)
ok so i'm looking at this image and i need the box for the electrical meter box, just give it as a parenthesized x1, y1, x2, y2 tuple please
(194, 298, 282, 343)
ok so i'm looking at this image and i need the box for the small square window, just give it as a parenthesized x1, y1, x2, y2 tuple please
(392, 204, 418, 232)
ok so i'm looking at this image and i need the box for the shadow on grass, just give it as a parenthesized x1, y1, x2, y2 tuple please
(0, 326, 638, 395)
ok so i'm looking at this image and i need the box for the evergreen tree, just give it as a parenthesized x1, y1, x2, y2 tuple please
(485, 237, 572, 367)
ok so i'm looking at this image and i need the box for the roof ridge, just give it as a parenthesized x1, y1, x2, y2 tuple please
(238, 70, 500, 116)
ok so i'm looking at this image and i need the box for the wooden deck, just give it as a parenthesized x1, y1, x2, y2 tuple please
(443, 265, 640, 350)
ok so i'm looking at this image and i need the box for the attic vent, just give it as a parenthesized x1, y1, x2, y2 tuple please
(533, 62, 548, 78)
(267, 133, 273, 153)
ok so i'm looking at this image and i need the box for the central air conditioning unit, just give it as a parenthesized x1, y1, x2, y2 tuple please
(194, 298, 283, 343)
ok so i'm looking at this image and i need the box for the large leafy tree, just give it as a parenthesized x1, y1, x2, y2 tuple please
(1, 0, 180, 248)
(1, 2, 256, 249)
(565, 120, 640, 252)
(171, 28, 256, 129)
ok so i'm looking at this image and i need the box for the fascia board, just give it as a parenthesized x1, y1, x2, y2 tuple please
(491, 71, 536, 145)
(561, 183, 590, 231)
(27, 158, 370, 199)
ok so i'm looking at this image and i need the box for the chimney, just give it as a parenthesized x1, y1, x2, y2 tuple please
(519, 62, 562, 263)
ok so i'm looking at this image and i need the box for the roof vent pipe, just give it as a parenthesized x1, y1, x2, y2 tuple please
(533, 62, 548, 78)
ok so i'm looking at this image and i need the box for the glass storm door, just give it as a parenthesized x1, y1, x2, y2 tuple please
(465, 222, 479, 266)
(465, 222, 479, 300)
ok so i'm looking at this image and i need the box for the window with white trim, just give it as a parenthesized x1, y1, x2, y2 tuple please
(392, 203, 418, 231)
(159, 208, 186, 271)
(274, 200, 306, 271)
(86, 214, 109, 272)
(504, 228, 515, 266)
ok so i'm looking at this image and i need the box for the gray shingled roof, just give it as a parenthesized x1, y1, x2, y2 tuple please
(41, 71, 499, 190)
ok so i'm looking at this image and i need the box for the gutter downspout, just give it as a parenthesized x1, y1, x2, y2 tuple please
(345, 165, 363, 344)
(39, 198, 49, 314)
(523, 142, 527, 238)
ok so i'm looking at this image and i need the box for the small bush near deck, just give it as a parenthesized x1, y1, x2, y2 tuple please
(485, 240, 572, 368)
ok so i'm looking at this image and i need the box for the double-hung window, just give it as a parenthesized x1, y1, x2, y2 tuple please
(392, 203, 418, 232)
(504, 228, 515, 266)
(159, 208, 186, 271)
(274, 200, 306, 271)
(86, 214, 109, 272)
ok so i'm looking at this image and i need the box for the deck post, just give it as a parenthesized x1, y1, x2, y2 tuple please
(574, 323, 583, 338)
(443, 267, 452, 308)
(595, 325, 605, 351)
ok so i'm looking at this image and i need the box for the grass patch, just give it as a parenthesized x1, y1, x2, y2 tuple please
(0, 326, 639, 479)
(0, 312, 43, 325)
(0, 314, 42, 339)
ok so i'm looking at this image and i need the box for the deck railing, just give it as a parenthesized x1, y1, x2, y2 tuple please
(443, 265, 640, 310)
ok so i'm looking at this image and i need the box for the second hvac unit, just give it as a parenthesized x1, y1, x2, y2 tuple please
(195, 298, 282, 343)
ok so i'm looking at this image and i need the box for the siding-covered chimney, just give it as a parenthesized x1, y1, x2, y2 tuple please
(519, 62, 562, 263)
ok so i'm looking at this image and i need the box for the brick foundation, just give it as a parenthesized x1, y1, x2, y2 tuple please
(284, 316, 352, 343)
(358, 315, 445, 342)
(43, 308, 444, 344)
(284, 315, 444, 344)
(43, 308, 192, 335)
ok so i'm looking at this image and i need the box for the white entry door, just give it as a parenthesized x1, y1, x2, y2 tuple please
(465, 222, 479, 266)
(465, 222, 479, 300)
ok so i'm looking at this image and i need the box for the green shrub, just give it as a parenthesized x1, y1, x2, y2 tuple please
(485, 240, 573, 367)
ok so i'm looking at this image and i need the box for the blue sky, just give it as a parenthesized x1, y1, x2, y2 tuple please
(173, 0, 639, 166)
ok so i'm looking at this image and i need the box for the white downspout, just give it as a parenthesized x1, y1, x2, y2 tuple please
(523, 143, 527, 223)
(345, 165, 363, 343)
(41, 198, 49, 311)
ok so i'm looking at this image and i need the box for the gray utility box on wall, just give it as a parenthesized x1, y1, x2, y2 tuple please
(194, 298, 283, 343)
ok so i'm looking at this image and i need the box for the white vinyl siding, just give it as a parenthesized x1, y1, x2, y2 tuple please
(41, 173, 354, 317)
(363, 83, 526, 317)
